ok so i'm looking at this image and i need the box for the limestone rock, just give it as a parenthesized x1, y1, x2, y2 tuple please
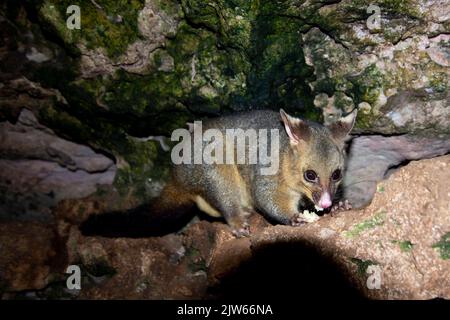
(344, 134, 450, 208)
(0, 109, 116, 219)
(0, 221, 66, 292)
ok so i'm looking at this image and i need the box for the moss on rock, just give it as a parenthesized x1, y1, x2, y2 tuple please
(432, 232, 450, 260)
(39, 0, 145, 59)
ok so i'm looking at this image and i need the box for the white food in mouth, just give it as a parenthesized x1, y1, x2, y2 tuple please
(314, 205, 324, 212)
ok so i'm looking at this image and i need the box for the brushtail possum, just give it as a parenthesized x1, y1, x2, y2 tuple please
(81, 109, 357, 238)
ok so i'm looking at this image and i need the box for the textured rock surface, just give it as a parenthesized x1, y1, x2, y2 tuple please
(300, 1, 450, 135)
(344, 134, 450, 208)
(250, 155, 450, 299)
(0, 221, 67, 292)
(2, 155, 448, 299)
(0, 109, 116, 219)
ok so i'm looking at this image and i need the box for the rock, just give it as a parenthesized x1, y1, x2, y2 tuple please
(4, 0, 449, 133)
(0, 109, 114, 173)
(64, 223, 212, 299)
(67, 0, 181, 77)
(249, 155, 450, 299)
(2, 156, 449, 300)
(25, 47, 52, 64)
(344, 134, 450, 208)
(313, 92, 355, 125)
(207, 235, 252, 286)
(300, 1, 450, 135)
(0, 77, 67, 119)
(426, 34, 450, 67)
(0, 109, 116, 220)
(0, 221, 67, 292)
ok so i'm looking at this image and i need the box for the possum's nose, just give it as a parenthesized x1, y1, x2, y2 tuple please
(318, 191, 332, 209)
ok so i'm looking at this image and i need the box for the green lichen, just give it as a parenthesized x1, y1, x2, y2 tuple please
(112, 137, 171, 201)
(181, 0, 221, 32)
(39, 100, 172, 202)
(37, 0, 323, 126)
(429, 73, 448, 93)
(40, 0, 145, 59)
(102, 69, 185, 115)
(344, 211, 386, 238)
(246, 1, 317, 118)
(432, 232, 450, 260)
(392, 240, 414, 252)
(377, 185, 385, 193)
(38, 104, 96, 143)
(349, 64, 385, 106)
(169, 23, 250, 113)
(39, 1, 77, 46)
(379, 0, 422, 19)
(186, 247, 207, 272)
(344, 0, 421, 20)
(35, 0, 308, 121)
(88, 16, 251, 117)
(345, 64, 387, 129)
(333, 91, 355, 111)
(354, 109, 382, 130)
(350, 257, 378, 276)
(181, 0, 255, 50)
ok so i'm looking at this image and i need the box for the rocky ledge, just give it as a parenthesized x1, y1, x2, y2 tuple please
(1, 155, 448, 300)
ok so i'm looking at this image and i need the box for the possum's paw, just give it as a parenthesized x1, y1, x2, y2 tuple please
(231, 222, 251, 238)
(330, 200, 352, 215)
(290, 210, 320, 226)
(290, 214, 307, 227)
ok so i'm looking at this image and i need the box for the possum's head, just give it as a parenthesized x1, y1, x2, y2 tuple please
(280, 108, 357, 210)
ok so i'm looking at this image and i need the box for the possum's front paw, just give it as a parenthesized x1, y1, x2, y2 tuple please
(290, 210, 320, 226)
(231, 222, 251, 238)
(330, 200, 352, 215)
(290, 214, 307, 227)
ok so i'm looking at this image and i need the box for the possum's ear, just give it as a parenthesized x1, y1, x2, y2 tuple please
(327, 109, 357, 143)
(280, 109, 310, 145)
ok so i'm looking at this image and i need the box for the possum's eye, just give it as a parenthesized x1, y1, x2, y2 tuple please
(304, 170, 318, 182)
(331, 169, 342, 181)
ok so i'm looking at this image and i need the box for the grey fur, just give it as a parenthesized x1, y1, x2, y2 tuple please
(171, 109, 354, 229)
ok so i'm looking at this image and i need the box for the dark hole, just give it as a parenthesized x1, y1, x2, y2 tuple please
(208, 240, 365, 300)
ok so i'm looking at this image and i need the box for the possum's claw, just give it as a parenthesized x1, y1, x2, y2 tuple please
(231, 222, 250, 238)
(330, 199, 352, 216)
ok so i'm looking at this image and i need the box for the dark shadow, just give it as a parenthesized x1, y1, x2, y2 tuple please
(208, 239, 365, 300)
(79, 203, 197, 238)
